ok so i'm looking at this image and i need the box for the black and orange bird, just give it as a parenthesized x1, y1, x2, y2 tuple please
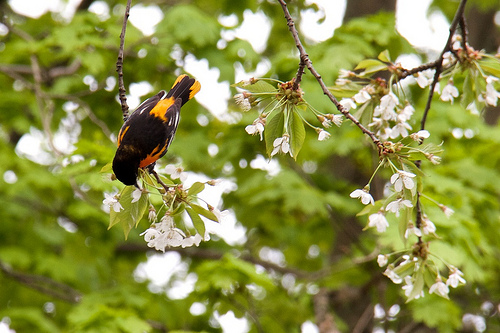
(112, 74, 201, 187)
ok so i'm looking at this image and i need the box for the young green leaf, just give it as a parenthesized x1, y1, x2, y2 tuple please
(377, 49, 392, 63)
(407, 268, 425, 302)
(186, 206, 206, 236)
(265, 109, 285, 156)
(232, 79, 277, 93)
(288, 109, 305, 159)
(108, 186, 148, 239)
(100, 162, 112, 173)
(187, 182, 205, 196)
(190, 203, 218, 222)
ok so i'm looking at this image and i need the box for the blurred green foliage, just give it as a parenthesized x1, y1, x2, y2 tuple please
(0, 0, 499, 332)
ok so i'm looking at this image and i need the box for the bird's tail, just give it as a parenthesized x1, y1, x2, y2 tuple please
(166, 74, 201, 106)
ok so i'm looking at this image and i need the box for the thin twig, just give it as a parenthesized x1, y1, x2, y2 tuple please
(30, 54, 63, 157)
(277, 0, 383, 150)
(421, 0, 468, 131)
(415, 0, 468, 240)
(116, 0, 133, 121)
(399, 59, 440, 80)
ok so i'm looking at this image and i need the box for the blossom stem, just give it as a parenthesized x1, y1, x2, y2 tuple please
(367, 160, 384, 186)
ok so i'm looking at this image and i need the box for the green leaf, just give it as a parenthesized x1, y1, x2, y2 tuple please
(109, 186, 148, 239)
(100, 162, 112, 173)
(186, 206, 206, 236)
(187, 181, 205, 196)
(479, 57, 500, 78)
(288, 110, 305, 159)
(398, 206, 412, 241)
(232, 79, 277, 93)
(265, 109, 285, 156)
(190, 203, 218, 222)
(354, 59, 387, 74)
(377, 49, 391, 62)
(357, 200, 383, 216)
(407, 268, 425, 302)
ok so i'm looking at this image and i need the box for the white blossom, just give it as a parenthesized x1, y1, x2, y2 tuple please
(416, 70, 435, 88)
(181, 233, 203, 248)
(390, 121, 412, 139)
(439, 204, 454, 218)
(404, 223, 422, 239)
(427, 154, 441, 165)
(422, 216, 437, 235)
(165, 164, 188, 182)
(338, 69, 353, 78)
(353, 89, 371, 103)
(447, 267, 466, 288)
(442, 52, 456, 68)
(322, 114, 343, 128)
(374, 93, 399, 121)
(402, 276, 424, 299)
(440, 82, 459, 103)
(350, 188, 374, 205)
(466, 102, 480, 115)
(103, 192, 123, 213)
(390, 170, 416, 192)
(485, 75, 500, 106)
(148, 206, 157, 222)
(317, 129, 330, 141)
(429, 279, 450, 298)
(386, 199, 413, 217)
(339, 98, 357, 111)
(410, 130, 430, 141)
(377, 254, 388, 267)
(398, 104, 415, 122)
(331, 114, 343, 127)
(234, 93, 251, 111)
(271, 135, 292, 157)
(131, 188, 142, 203)
(368, 212, 389, 233)
(383, 268, 403, 284)
(402, 276, 414, 297)
(245, 121, 265, 141)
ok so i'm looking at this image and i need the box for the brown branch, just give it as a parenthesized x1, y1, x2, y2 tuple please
(49, 93, 113, 139)
(277, 0, 383, 151)
(399, 59, 440, 80)
(412, 0, 468, 245)
(314, 288, 340, 333)
(30, 54, 63, 157)
(421, 0, 468, 131)
(116, 0, 132, 121)
(48, 59, 82, 79)
(0, 261, 82, 303)
(116, 243, 377, 282)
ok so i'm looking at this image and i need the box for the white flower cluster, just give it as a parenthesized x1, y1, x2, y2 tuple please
(378, 254, 466, 300)
(141, 215, 203, 251)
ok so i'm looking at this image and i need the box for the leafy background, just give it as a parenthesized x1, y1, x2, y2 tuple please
(0, 0, 499, 332)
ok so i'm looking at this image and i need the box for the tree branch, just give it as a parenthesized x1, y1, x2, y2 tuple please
(116, 242, 377, 282)
(421, 0, 468, 131)
(277, 0, 383, 151)
(314, 288, 340, 333)
(0, 261, 82, 303)
(116, 0, 132, 121)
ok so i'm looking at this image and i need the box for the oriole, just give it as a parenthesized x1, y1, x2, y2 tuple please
(113, 74, 201, 186)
